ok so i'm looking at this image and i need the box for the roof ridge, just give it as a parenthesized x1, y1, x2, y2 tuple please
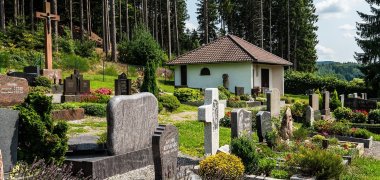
(227, 34, 257, 63)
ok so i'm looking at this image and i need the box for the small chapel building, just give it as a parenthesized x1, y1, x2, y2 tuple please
(166, 35, 293, 95)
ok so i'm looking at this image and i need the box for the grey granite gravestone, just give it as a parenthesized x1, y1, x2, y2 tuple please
(309, 93, 319, 111)
(353, 93, 358, 98)
(267, 88, 280, 117)
(0, 150, 3, 180)
(152, 125, 179, 180)
(361, 93, 365, 99)
(256, 111, 272, 142)
(231, 109, 252, 139)
(115, 73, 132, 95)
(340, 95, 345, 107)
(322, 91, 331, 118)
(0, 109, 19, 173)
(306, 106, 314, 127)
(66, 93, 159, 179)
(235, 87, 244, 96)
(198, 88, 225, 156)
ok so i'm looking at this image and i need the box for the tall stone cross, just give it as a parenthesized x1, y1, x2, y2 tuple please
(36, 1, 60, 70)
(198, 88, 225, 156)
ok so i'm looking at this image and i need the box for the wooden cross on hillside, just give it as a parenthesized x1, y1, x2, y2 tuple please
(36, 1, 60, 70)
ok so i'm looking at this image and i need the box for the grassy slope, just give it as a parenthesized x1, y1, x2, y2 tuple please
(342, 157, 380, 179)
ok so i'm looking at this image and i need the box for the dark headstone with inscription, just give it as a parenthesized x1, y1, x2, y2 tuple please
(235, 86, 244, 96)
(152, 125, 179, 180)
(0, 75, 29, 106)
(231, 109, 252, 139)
(0, 109, 19, 172)
(115, 73, 131, 95)
(345, 98, 377, 111)
(62, 70, 91, 102)
(256, 111, 272, 142)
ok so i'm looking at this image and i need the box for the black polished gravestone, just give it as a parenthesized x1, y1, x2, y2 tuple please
(7, 66, 40, 85)
(0, 109, 19, 173)
(62, 70, 91, 102)
(345, 98, 377, 111)
(235, 86, 245, 96)
(115, 73, 131, 95)
(152, 125, 179, 180)
(256, 111, 272, 142)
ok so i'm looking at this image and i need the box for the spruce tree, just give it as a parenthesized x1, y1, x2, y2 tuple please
(196, 0, 218, 44)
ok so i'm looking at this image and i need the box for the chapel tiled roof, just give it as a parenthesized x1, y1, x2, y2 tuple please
(166, 34, 293, 66)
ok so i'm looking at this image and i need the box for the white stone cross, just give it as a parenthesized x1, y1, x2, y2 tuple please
(198, 88, 225, 156)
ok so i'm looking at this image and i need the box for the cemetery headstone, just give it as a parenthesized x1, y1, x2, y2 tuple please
(115, 73, 131, 95)
(267, 88, 280, 117)
(256, 111, 272, 142)
(305, 106, 314, 127)
(0, 109, 19, 172)
(309, 93, 319, 111)
(235, 86, 244, 96)
(62, 70, 91, 102)
(280, 107, 293, 140)
(23, 66, 40, 85)
(198, 88, 225, 155)
(353, 93, 358, 98)
(152, 125, 179, 180)
(340, 95, 345, 107)
(0, 150, 3, 180)
(344, 98, 377, 111)
(0, 75, 29, 106)
(322, 91, 331, 117)
(231, 109, 252, 139)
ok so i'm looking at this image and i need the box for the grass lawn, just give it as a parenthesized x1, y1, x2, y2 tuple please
(158, 79, 175, 93)
(342, 157, 380, 179)
(284, 94, 309, 103)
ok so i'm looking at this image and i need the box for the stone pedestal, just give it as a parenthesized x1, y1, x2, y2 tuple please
(41, 69, 62, 84)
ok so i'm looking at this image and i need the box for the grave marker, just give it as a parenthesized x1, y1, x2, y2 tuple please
(306, 106, 314, 127)
(198, 88, 225, 155)
(322, 91, 331, 118)
(0, 109, 19, 173)
(256, 111, 272, 142)
(235, 86, 244, 96)
(267, 88, 280, 117)
(115, 73, 131, 95)
(152, 125, 179, 180)
(309, 93, 319, 111)
(340, 94, 345, 107)
(62, 70, 91, 102)
(0, 150, 3, 180)
(231, 109, 252, 139)
(0, 75, 29, 106)
(353, 93, 358, 98)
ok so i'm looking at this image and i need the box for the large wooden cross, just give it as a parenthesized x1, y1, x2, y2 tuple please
(36, 1, 60, 70)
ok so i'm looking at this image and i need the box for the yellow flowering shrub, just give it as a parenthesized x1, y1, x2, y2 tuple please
(199, 152, 245, 179)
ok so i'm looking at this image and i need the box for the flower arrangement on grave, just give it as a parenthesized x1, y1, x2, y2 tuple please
(220, 111, 231, 127)
(95, 88, 113, 95)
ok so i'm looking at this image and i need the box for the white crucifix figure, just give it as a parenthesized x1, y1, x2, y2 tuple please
(198, 88, 225, 156)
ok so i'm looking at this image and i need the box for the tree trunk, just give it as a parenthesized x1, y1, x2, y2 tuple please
(1, 0, 5, 31)
(85, 0, 90, 36)
(144, 0, 148, 27)
(126, 0, 129, 41)
(21, 0, 24, 24)
(133, 0, 137, 26)
(154, 0, 158, 41)
(287, 0, 290, 62)
(70, 0, 73, 38)
(269, 0, 272, 52)
(80, 0, 84, 38)
(204, 0, 208, 44)
(30, 0, 34, 32)
(166, 0, 171, 59)
(174, 0, 179, 56)
(52, 0, 58, 52)
(159, 0, 163, 47)
(110, 0, 117, 61)
(14, 0, 18, 25)
(260, 0, 263, 48)
(119, 0, 122, 41)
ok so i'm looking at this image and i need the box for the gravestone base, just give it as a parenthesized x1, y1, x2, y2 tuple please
(65, 148, 153, 179)
(62, 95, 82, 103)
(51, 84, 64, 94)
(41, 69, 62, 84)
(314, 110, 322, 121)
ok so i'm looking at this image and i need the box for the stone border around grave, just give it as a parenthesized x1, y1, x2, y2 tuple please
(52, 108, 85, 121)
(333, 135, 373, 148)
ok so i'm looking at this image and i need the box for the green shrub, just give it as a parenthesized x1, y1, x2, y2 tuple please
(239, 94, 251, 101)
(74, 39, 96, 57)
(328, 138, 339, 145)
(60, 54, 90, 72)
(30, 86, 51, 94)
(220, 112, 231, 127)
(331, 121, 351, 136)
(330, 90, 342, 111)
(352, 112, 368, 123)
(99, 65, 119, 76)
(351, 128, 371, 139)
(59, 36, 75, 54)
(79, 103, 107, 117)
(218, 86, 231, 100)
(117, 37, 129, 63)
(368, 109, 380, 124)
(288, 148, 344, 179)
(257, 158, 276, 176)
(265, 131, 278, 148)
(291, 101, 308, 123)
(52, 103, 79, 110)
(158, 102, 163, 113)
(97, 132, 107, 145)
(96, 94, 111, 104)
(311, 134, 326, 143)
(16, 92, 68, 164)
(34, 76, 52, 88)
(270, 169, 289, 179)
(333, 107, 353, 121)
(199, 153, 245, 179)
(158, 94, 181, 112)
(174, 88, 201, 102)
(227, 101, 247, 108)
(292, 127, 310, 141)
(231, 136, 258, 173)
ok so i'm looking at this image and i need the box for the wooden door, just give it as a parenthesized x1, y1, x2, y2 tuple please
(180, 65, 187, 86)
(261, 69, 269, 88)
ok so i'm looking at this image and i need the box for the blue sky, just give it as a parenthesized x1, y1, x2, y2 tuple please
(185, 0, 371, 63)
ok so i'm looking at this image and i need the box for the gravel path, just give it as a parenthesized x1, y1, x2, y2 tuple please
(364, 141, 380, 160)
(106, 152, 201, 180)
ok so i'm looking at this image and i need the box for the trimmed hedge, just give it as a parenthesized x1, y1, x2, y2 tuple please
(174, 88, 201, 102)
(158, 94, 181, 112)
(79, 103, 107, 117)
(285, 71, 370, 95)
(351, 123, 380, 134)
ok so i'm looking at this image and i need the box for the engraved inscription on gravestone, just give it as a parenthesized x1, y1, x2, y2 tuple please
(0, 75, 29, 106)
(152, 125, 179, 180)
(115, 73, 131, 95)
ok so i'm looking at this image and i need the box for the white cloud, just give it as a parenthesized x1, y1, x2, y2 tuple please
(316, 44, 335, 60)
(185, 21, 198, 31)
(315, 0, 360, 19)
(339, 24, 355, 31)
(343, 32, 355, 38)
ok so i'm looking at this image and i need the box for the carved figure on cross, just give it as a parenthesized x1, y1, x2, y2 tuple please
(36, 1, 60, 70)
(198, 88, 225, 156)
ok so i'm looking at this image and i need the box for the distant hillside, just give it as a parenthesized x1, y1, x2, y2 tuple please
(317, 61, 363, 81)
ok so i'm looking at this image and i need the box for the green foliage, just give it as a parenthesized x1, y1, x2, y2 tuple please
(99, 64, 119, 76)
(79, 103, 107, 117)
(196, 0, 219, 44)
(270, 169, 289, 179)
(352, 128, 371, 139)
(333, 107, 353, 121)
(368, 109, 380, 124)
(218, 86, 231, 100)
(199, 153, 245, 179)
(265, 131, 278, 148)
(0, 22, 44, 50)
(74, 39, 96, 57)
(352, 112, 368, 123)
(34, 76, 52, 88)
(141, 60, 159, 96)
(174, 88, 202, 102)
(60, 54, 90, 72)
(220, 113, 231, 128)
(16, 92, 68, 164)
(317, 62, 364, 81)
(30, 86, 51, 94)
(158, 94, 181, 112)
(288, 148, 344, 179)
(285, 71, 369, 95)
(158, 102, 163, 113)
(292, 127, 310, 141)
(117, 37, 129, 63)
(290, 101, 308, 123)
(330, 90, 342, 111)
(311, 134, 326, 143)
(58, 36, 75, 54)
(52, 103, 79, 110)
(227, 101, 247, 108)
(230, 136, 258, 173)
(257, 158, 276, 176)
(97, 132, 107, 145)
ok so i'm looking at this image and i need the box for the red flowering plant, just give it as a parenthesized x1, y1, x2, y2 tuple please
(95, 88, 113, 95)
(220, 111, 232, 127)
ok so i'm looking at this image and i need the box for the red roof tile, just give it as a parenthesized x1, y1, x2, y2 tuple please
(167, 35, 293, 66)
